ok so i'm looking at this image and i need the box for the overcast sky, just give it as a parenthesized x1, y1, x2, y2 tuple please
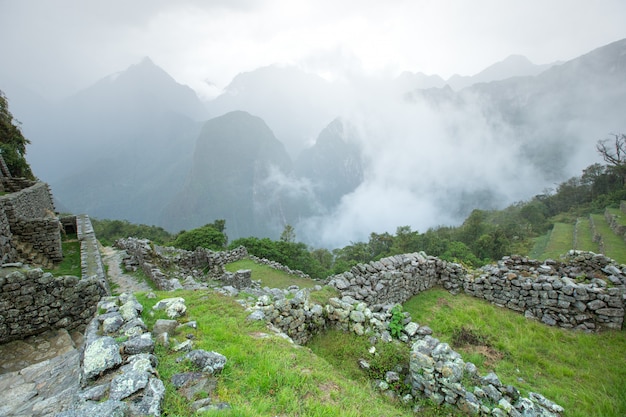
(1, 0, 626, 100)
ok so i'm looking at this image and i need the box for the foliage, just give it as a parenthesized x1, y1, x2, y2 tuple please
(387, 304, 405, 339)
(171, 222, 227, 251)
(92, 218, 174, 246)
(0, 90, 34, 179)
(229, 236, 331, 279)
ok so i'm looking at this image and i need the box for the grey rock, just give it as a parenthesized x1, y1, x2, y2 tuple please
(128, 377, 165, 417)
(83, 337, 123, 380)
(56, 400, 129, 417)
(153, 297, 187, 318)
(152, 319, 179, 337)
(122, 333, 155, 355)
(109, 369, 149, 401)
(102, 313, 125, 334)
(247, 309, 266, 321)
(183, 349, 227, 374)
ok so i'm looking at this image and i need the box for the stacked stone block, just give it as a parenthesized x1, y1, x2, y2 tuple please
(0, 268, 108, 343)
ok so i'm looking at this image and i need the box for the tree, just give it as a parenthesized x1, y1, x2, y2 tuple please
(280, 224, 296, 243)
(596, 134, 626, 186)
(0, 90, 34, 179)
(171, 224, 227, 251)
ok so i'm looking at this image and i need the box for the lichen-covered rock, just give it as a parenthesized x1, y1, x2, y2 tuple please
(109, 369, 150, 401)
(128, 377, 165, 417)
(183, 349, 227, 374)
(153, 297, 187, 319)
(56, 400, 129, 417)
(122, 333, 155, 355)
(82, 336, 122, 380)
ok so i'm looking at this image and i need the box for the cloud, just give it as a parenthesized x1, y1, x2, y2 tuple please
(295, 86, 546, 248)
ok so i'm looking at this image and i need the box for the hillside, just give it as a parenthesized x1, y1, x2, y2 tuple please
(531, 205, 626, 264)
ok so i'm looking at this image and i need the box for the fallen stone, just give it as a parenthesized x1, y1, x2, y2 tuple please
(183, 349, 227, 374)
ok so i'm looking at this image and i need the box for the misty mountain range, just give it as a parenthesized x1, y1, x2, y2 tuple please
(2, 39, 626, 247)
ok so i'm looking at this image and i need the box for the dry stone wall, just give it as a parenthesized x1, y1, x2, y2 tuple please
(328, 251, 625, 331)
(115, 238, 249, 290)
(0, 268, 109, 343)
(0, 181, 62, 264)
(464, 252, 625, 330)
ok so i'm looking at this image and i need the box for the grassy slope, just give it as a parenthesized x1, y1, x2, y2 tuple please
(136, 290, 413, 417)
(573, 218, 598, 253)
(226, 259, 319, 289)
(590, 214, 626, 264)
(539, 222, 574, 260)
(404, 288, 626, 417)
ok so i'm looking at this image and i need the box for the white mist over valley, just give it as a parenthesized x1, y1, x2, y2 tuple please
(1, 1, 625, 248)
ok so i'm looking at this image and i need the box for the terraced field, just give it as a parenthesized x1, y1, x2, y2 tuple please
(534, 202, 626, 264)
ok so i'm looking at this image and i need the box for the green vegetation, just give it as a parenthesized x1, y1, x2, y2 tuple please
(45, 234, 80, 276)
(388, 304, 405, 339)
(590, 214, 626, 263)
(171, 221, 227, 251)
(229, 236, 331, 279)
(573, 218, 597, 252)
(0, 90, 34, 179)
(92, 218, 174, 246)
(404, 288, 626, 417)
(135, 290, 415, 417)
(225, 258, 318, 289)
(539, 223, 574, 260)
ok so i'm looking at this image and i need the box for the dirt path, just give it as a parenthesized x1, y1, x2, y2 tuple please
(100, 245, 151, 294)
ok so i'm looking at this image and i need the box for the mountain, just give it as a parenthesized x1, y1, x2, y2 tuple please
(407, 38, 626, 182)
(295, 118, 364, 211)
(206, 65, 339, 157)
(32, 58, 207, 224)
(446, 54, 556, 90)
(160, 111, 295, 238)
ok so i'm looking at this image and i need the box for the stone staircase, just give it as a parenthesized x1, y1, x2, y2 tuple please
(14, 240, 53, 269)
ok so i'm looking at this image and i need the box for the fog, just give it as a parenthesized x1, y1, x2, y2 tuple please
(287, 85, 550, 247)
(1, 1, 626, 248)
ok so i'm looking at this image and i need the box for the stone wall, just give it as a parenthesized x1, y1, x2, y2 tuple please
(247, 287, 564, 416)
(328, 251, 625, 331)
(0, 268, 109, 343)
(463, 252, 625, 331)
(115, 238, 249, 290)
(605, 208, 626, 243)
(328, 252, 464, 307)
(0, 181, 62, 264)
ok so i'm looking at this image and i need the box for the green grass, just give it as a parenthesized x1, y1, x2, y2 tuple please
(540, 222, 574, 260)
(226, 258, 319, 289)
(605, 207, 626, 227)
(590, 214, 626, 264)
(573, 218, 598, 252)
(135, 290, 415, 417)
(404, 288, 626, 417)
(46, 235, 81, 276)
(529, 232, 550, 259)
